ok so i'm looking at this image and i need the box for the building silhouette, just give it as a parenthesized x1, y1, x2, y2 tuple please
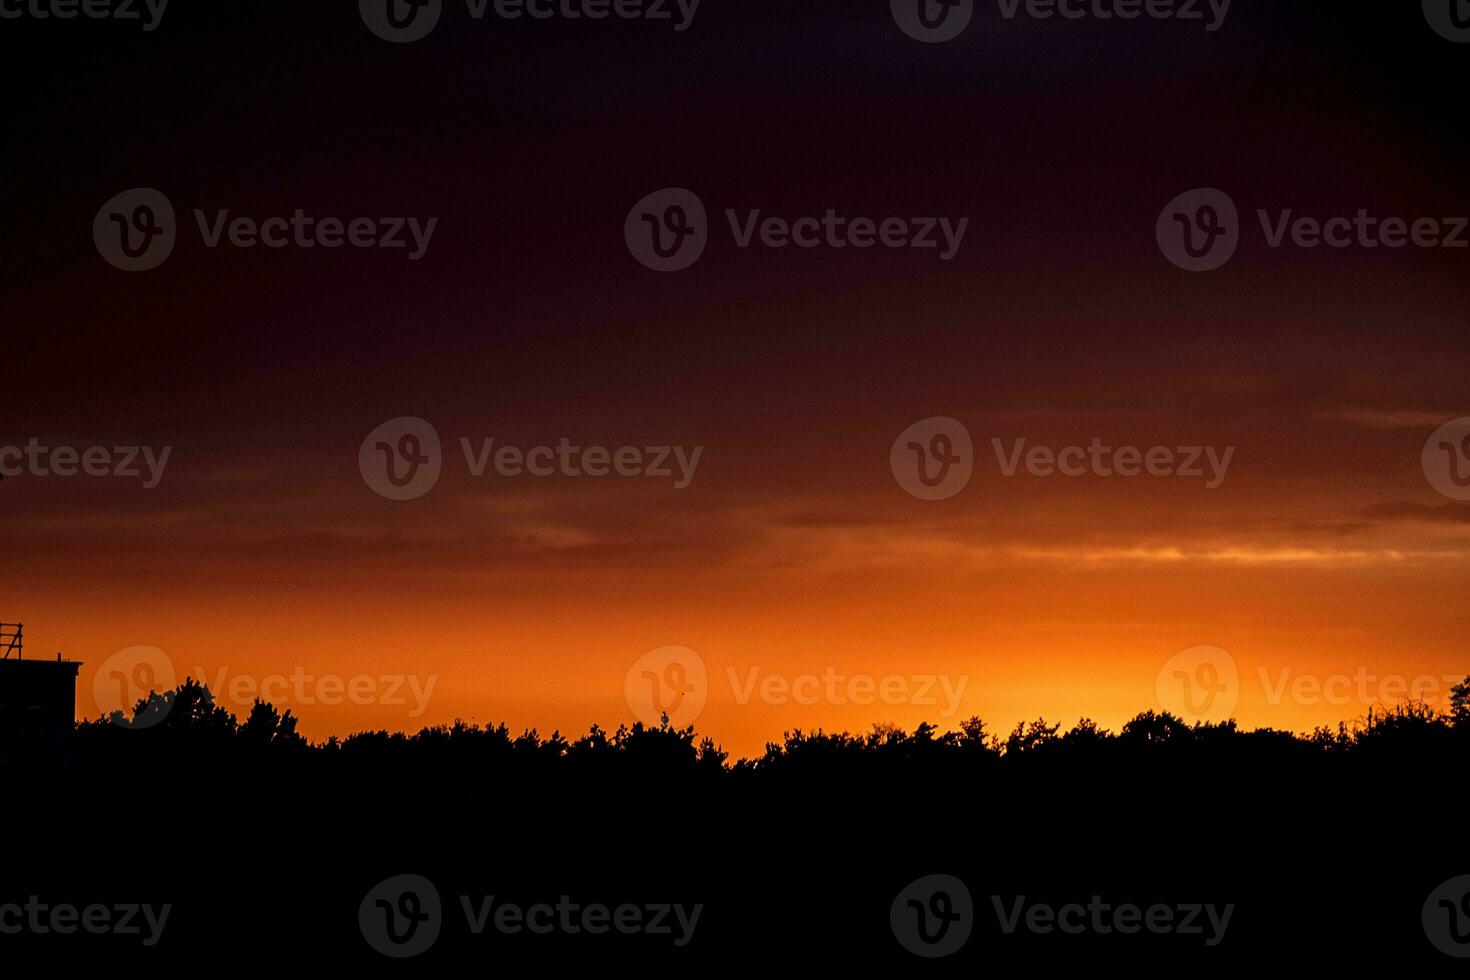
(0, 624, 81, 758)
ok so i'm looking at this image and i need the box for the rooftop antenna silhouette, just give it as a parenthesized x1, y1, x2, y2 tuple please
(0, 622, 21, 660)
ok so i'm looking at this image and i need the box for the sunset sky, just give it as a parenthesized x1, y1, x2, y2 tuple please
(4, 2, 1468, 755)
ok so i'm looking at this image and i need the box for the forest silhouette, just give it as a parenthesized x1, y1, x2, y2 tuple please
(9, 673, 1467, 797)
(6, 675, 1469, 967)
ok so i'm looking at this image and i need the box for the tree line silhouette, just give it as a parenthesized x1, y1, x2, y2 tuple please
(8, 672, 1463, 799)
(6, 674, 1466, 969)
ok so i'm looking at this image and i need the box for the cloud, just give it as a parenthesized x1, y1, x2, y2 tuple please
(776, 512, 898, 529)
(1006, 544, 1470, 567)
(1286, 521, 1373, 537)
(1322, 409, 1454, 431)
(1360, 501, 1470, 524)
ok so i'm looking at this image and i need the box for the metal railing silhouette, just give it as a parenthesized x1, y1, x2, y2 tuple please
(0, 622, 21, 660)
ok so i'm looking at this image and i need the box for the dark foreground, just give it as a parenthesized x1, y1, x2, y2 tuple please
(5, 684, 1469, 969)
